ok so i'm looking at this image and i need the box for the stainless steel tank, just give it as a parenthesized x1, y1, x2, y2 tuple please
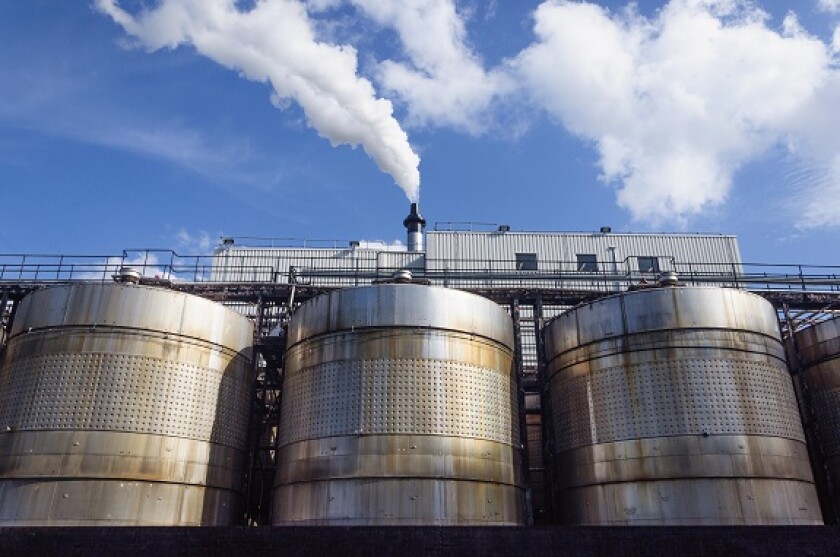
(542, 286, 822, 525)
(273, 284, 524, 525)
(793, 316, 840, 522)
(0, 283, 253, 525)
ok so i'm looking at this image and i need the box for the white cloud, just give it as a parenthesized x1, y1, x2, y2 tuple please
(349, 0, 513, 134)
(510, 0, 836, 225)
(96, 0, 421, 202)
(818, 0, 840, 13)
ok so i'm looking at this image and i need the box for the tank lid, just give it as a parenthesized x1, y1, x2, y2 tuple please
(287, 284, 514, 350)
(543, 286, 782, 356)
(9, 282, 254, 352)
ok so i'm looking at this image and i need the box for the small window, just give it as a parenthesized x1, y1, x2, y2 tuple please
(515, 253, 538, 271)
(577, 254, 598, 272)
(638, 256, 660, 273)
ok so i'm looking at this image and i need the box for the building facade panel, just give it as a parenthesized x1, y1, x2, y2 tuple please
(425, 231, 741, 275)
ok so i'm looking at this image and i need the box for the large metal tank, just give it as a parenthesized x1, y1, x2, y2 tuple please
(542, 285, 822, 525)
(792, 316, 840, 522)
(0, 283, 253, 525)
(273, 283, 524, 525)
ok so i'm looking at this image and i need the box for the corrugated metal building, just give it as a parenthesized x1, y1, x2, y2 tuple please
(426, 230, 741, 272)
(212, 230, 742, 286)
(425, 230, 741, 288)
(210, 221, 742, 377)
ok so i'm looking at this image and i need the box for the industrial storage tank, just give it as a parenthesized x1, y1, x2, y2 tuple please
(542, 285, 822, 525)
(0, 282, 254, 525)
(792, 316, 840, 522)
(273, 283, 524, 525)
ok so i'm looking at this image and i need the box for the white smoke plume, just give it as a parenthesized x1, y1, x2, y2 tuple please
(95, 0, 421, 202)
(511, 0, 836, 224)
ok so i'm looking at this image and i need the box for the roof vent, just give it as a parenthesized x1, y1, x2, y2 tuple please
(658, 271, 679, 287)
(113, 267, 141, 284)
(600, 226, 612, 234)
(392, 270, 413, 283)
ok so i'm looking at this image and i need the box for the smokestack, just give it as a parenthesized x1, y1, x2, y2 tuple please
(403, 202, 426, 252)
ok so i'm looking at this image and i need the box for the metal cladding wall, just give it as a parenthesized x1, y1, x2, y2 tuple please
(542, 286, 822, 525)
(793, 317, 840, 522)
(425, 231, 742, 274)
(273, 284, 525, 525)
(0, 284, 254, 526)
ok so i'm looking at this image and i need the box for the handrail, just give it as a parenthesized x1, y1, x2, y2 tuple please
(1, 250, 838, 293)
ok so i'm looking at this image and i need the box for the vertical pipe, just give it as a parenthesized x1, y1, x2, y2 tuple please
(534, 296, 554, 523)
(245, 295, 265, 525)
(511, 299, 532, 525)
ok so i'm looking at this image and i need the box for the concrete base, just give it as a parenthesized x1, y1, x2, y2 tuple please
(1, 526, 839, 556)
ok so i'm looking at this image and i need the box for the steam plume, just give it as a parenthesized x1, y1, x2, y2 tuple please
(95, 0, 421, 201)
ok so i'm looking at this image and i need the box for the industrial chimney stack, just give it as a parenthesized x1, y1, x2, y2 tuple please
(403, 202, 426, 252)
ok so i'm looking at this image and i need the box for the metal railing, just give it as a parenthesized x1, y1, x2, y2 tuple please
(1, 250, 839, 294)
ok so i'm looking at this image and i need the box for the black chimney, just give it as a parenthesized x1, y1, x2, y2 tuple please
(403, 202, 426, 252)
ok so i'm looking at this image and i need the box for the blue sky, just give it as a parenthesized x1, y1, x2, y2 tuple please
(1, 0, 839, 265)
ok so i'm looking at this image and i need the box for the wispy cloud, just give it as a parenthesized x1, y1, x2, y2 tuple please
(0, 98, 286, 193)
(818, 0, 840, 13)
(174, 228, 216, 253)
(789, 156, 840, 230)
(0, 45, 291, 193)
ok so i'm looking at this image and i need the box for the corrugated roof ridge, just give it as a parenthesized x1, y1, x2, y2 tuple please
(426, 230, 736, 237)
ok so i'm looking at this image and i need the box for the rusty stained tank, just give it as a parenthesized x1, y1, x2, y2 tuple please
(273, 283, 524, 525)
(542, 286, 822, 525)
(793, 316, 840, 522)
(0, 283, 254, 525)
